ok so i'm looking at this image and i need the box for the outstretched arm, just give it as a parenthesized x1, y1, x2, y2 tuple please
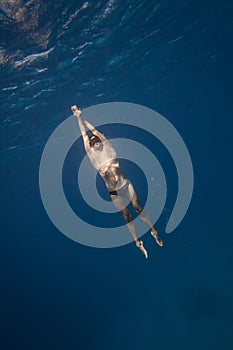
(84, 120, 107, 142)
(71, 105, 90, 152)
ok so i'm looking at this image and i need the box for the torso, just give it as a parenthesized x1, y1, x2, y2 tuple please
(87, 141, 126, 192)
(99, 160, 127, 192)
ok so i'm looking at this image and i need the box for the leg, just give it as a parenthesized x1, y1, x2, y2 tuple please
(110, 193, 148, 258)
(126, 183, 163, 247)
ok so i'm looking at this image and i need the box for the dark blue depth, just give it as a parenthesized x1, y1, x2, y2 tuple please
(1, 1, 233, 350)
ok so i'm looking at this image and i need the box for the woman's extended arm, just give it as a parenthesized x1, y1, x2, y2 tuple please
(71, 105, 90, 152)
(84, 120, 107, 142)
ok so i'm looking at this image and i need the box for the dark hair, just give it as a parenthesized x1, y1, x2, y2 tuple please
(89, 135, 101, 148)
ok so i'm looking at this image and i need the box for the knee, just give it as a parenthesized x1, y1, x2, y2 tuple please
(135, 205, 143, 215)
(121, 210, 132, 223)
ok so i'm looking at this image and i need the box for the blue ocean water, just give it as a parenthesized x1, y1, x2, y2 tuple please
(1, 1, 233, 349)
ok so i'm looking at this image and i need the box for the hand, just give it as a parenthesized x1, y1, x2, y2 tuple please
(71, 105, 82, 117)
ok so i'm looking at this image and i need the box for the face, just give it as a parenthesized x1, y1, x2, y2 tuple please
(93, 141, 101, 150)
(90, 136, 103, 151)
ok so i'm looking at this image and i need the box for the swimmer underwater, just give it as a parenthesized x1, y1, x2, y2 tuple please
(71, 105, 163, 258)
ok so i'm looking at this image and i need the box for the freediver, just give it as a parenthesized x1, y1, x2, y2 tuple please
(71, 105, 163, 258)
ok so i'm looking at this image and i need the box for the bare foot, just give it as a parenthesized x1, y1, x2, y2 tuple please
(136, 240, 148, 259)
(151, 230, 163, 247)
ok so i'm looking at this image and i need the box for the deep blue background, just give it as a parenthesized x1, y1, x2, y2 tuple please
(1, 1, 233, 349)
